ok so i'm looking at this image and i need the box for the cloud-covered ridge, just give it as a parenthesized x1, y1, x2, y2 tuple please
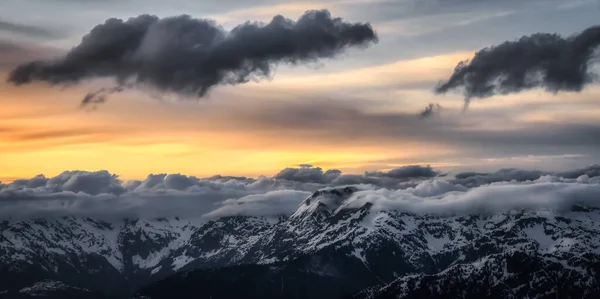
(435, 25, 600, 106)
(6, 10, 378, 105)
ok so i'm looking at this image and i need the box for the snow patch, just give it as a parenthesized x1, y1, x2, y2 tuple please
(423, 233, 451, 252)
(522, 224, 555, 250)
(171, 251, 195, 271)
(151, 265, 162, 275)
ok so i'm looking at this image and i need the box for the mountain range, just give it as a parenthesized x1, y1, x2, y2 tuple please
(2, 186, 600, 298)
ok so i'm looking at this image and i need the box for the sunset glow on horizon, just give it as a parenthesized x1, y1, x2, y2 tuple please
(1, 0, 599, 181)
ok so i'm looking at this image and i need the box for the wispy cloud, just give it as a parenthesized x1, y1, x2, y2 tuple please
(0, 19, 62, 38)
(375, 10, 516, 37)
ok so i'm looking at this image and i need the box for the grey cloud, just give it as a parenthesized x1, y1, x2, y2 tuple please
(407, 179, 468, 197)
(3, 170, 126, 197)
(204, 190, 311, 218)
(1, 164, 600, 219)
(0, 41, 22, 53)
(163, 173, 199, 190)
(0, 20, 61, 38)
(3, 175, 600, 220)
(0, 39, 61, 69)
(205, 175, 252, 183)
(454, 171, 488, 179)
(557, 164, 600, 179)
(80, 86, 128, 109)
(366, 165, 439, 180)
(7, 10, 378, 105)
(329, 174, 415, 190)
(273, 165, 435, 189)
(10, 175, 48, 188)
(451, 164, 600, 188)
(435, 25, 600, 105)
(221, 98, 600, 154)
(419, 103, 442, 119)
(345, 181, 600, 217)
(451, 168, 548, 187)
(0, 164, 438, 204)
(274, 166, 341, 184)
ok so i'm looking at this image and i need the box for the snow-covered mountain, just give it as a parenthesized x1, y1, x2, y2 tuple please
(2, 186, 600, 298)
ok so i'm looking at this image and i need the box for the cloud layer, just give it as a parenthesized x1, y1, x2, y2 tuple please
(1, 164, 600, 220)
(345, 180, 600, 217)
(435, 25, 600, 106)
(451, 164, 600, 187)
(6, 10, 378, 104)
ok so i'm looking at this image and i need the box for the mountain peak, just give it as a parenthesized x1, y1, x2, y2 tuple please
(291, 186, 359, 219)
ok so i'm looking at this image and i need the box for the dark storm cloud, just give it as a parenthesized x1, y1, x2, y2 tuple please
(435, 25, 600, 105)
(6, 10, 378, 105)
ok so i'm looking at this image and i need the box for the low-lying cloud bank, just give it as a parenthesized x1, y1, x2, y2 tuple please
(451, 164, 600, 187)
(1, 164, 600, 220)
(346, 179, 600, 217)
(273, 164, 438, 188)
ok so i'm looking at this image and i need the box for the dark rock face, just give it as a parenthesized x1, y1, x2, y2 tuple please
(2, 187, 600, 298)
(133, 254, 378, 299)
(354, 251, 600, 299)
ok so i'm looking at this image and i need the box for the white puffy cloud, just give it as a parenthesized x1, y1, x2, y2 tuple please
(407, 179, 468, 197)
(5, 170, 126, 196)
(273, 165, 430, 189)
(274, 166, 340, 184)
(1, 165, 600, 220)
(343, 181, 600, 216)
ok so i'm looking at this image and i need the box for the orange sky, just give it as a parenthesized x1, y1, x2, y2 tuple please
(2, 2, 600, 182)
(3, 46, 600, 182)
(0, 55, 465, 181)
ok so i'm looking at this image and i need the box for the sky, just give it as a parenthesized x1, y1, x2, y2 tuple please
(1, 0, 600, 182)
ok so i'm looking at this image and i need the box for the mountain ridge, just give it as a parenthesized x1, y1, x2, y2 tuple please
(2, 186, 600, 298)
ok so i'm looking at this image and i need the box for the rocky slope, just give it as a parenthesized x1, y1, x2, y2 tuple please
(2, 187, 600, 298)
